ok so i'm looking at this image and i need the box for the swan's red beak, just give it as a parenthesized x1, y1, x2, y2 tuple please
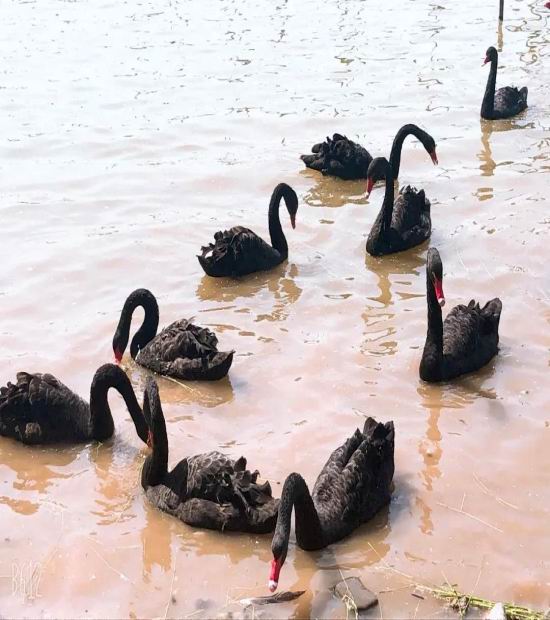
(290, 213, 296, 229)
(366, 178, 374, 197)
(114, 348, 122, 363)
(429, 149, 438, 165)
(545, 1, 550, 8)
(268, 557, 283, 592)
(147, 430, 153, 448)
(433, 277, 445, 307)
(483, 56, 490, 65)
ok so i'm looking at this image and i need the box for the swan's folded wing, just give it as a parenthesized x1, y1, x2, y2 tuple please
(139, 321, 233, 380)
(148, 320, 218, 361)
(185, 451, 279, 530)
(0, 373, 87, 443)
(312, 429, 364, 501)
(199, 226, 280, 276)
(494, 86, 528, 114)
(392, 186, 431, 233)
(443, 304, 482, 358)
(480, 298, 502, 335)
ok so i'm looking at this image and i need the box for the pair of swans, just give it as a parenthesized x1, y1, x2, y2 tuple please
(197, 124, 439, 281)
(0, 288, 234, 443)
(141, 377, 394, 593)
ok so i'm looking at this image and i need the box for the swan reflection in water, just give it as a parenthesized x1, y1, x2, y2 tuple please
(416, 367, 500, 535)
(361, 247, 426, 359)
(196, 262, 302, 325)
(476, 116, 535, 201)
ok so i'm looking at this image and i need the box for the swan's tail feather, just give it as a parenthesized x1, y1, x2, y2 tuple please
(519, 86, 528, 104)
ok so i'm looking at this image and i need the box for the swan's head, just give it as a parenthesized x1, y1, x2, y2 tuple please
(112, 328, 127, 363)
(484, 46, 497, 65)
(423, 135, 438, 165)
(427, 247, 445, 307)
(365, 156, 391, 197)
(268, 536, 288, 592)
(268, 554, 285, 593)
(285, 186, 299, 229)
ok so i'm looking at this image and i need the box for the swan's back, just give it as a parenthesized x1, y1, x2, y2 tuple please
(198, 226, 283, 277)
(301, 134, 372, 180)
(137, 320, 234, 381)
(367, 186, 431, 256)
(146, 451, 279, 533)
(0, 372, 90, 444)
(494, 86, 528, 118)
(312, 418, 394, 541)
(442, 298, 502, 378)
(392, 186, 431, 235)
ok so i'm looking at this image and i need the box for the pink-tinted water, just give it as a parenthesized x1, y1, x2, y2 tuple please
(0, 0, 549, 617)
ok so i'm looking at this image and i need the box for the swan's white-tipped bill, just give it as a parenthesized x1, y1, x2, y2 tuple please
(290, 213, 296, 229)
(483, 57, 489, 65)
(438, 296, 446, 307)
(430, 149, 438, 165)
(268, 580, 278, 592)
(366, 178, 374, 197)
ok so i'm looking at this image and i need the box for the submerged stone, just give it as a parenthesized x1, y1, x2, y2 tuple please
(334, 576, 378, 611)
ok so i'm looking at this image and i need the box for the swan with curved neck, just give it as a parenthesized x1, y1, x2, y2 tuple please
(141, 376, 279, 533)
(198, 183, 298, 277)
(268, 417, 394, 592)
(112, 289, 234, 381)
(387, 124, 438, 179)
(365, 156, 432, 256)
(300, 125, 437, 181)
(481, 46, 528, 120)
(0, 364, 149, 445)
(420, 247, 502, 382)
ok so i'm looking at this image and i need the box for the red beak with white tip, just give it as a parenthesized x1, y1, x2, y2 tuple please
(430, 149, 438, 165)
(366, 178, 374, 197)
(268, 558, 282, 592)
(433, 277, 445, 307)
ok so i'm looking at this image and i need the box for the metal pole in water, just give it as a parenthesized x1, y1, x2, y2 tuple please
(499, 0, 504, 21)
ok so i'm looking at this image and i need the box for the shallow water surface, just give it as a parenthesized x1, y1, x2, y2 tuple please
(0, 0, 549, 617)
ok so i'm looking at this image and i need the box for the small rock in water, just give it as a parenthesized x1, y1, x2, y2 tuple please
(486, 602, 506, 620)
(334, 576, 378, 611)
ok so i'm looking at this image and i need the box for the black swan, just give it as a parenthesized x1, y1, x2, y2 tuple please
(365, 157, 431, 256)
(197, 183, 298, 278)
(481, 47, 528, 120)
(419, 248, 502, 382)
(112, 289, 233, 380)
(0, 364, 148, 445)
(268, 417, 394, 592)
(141, 377, 279, 533)
(300, 124, 437, 181)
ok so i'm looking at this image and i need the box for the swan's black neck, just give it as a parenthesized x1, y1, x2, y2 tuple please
(268, 183, 295, 259)
(389, 124, 432, 178)
(141, 382, 168, 488)
(420, 272, 444, 381)
(114, 289, 159, 360)
(374, 160, 395, 236)
(272, 473, 324, 558)
(481, 56, 498, 119)
(89, 364, 149, 443)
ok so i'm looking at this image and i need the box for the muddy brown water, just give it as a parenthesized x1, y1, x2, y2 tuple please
(1, 0, 549, 618)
